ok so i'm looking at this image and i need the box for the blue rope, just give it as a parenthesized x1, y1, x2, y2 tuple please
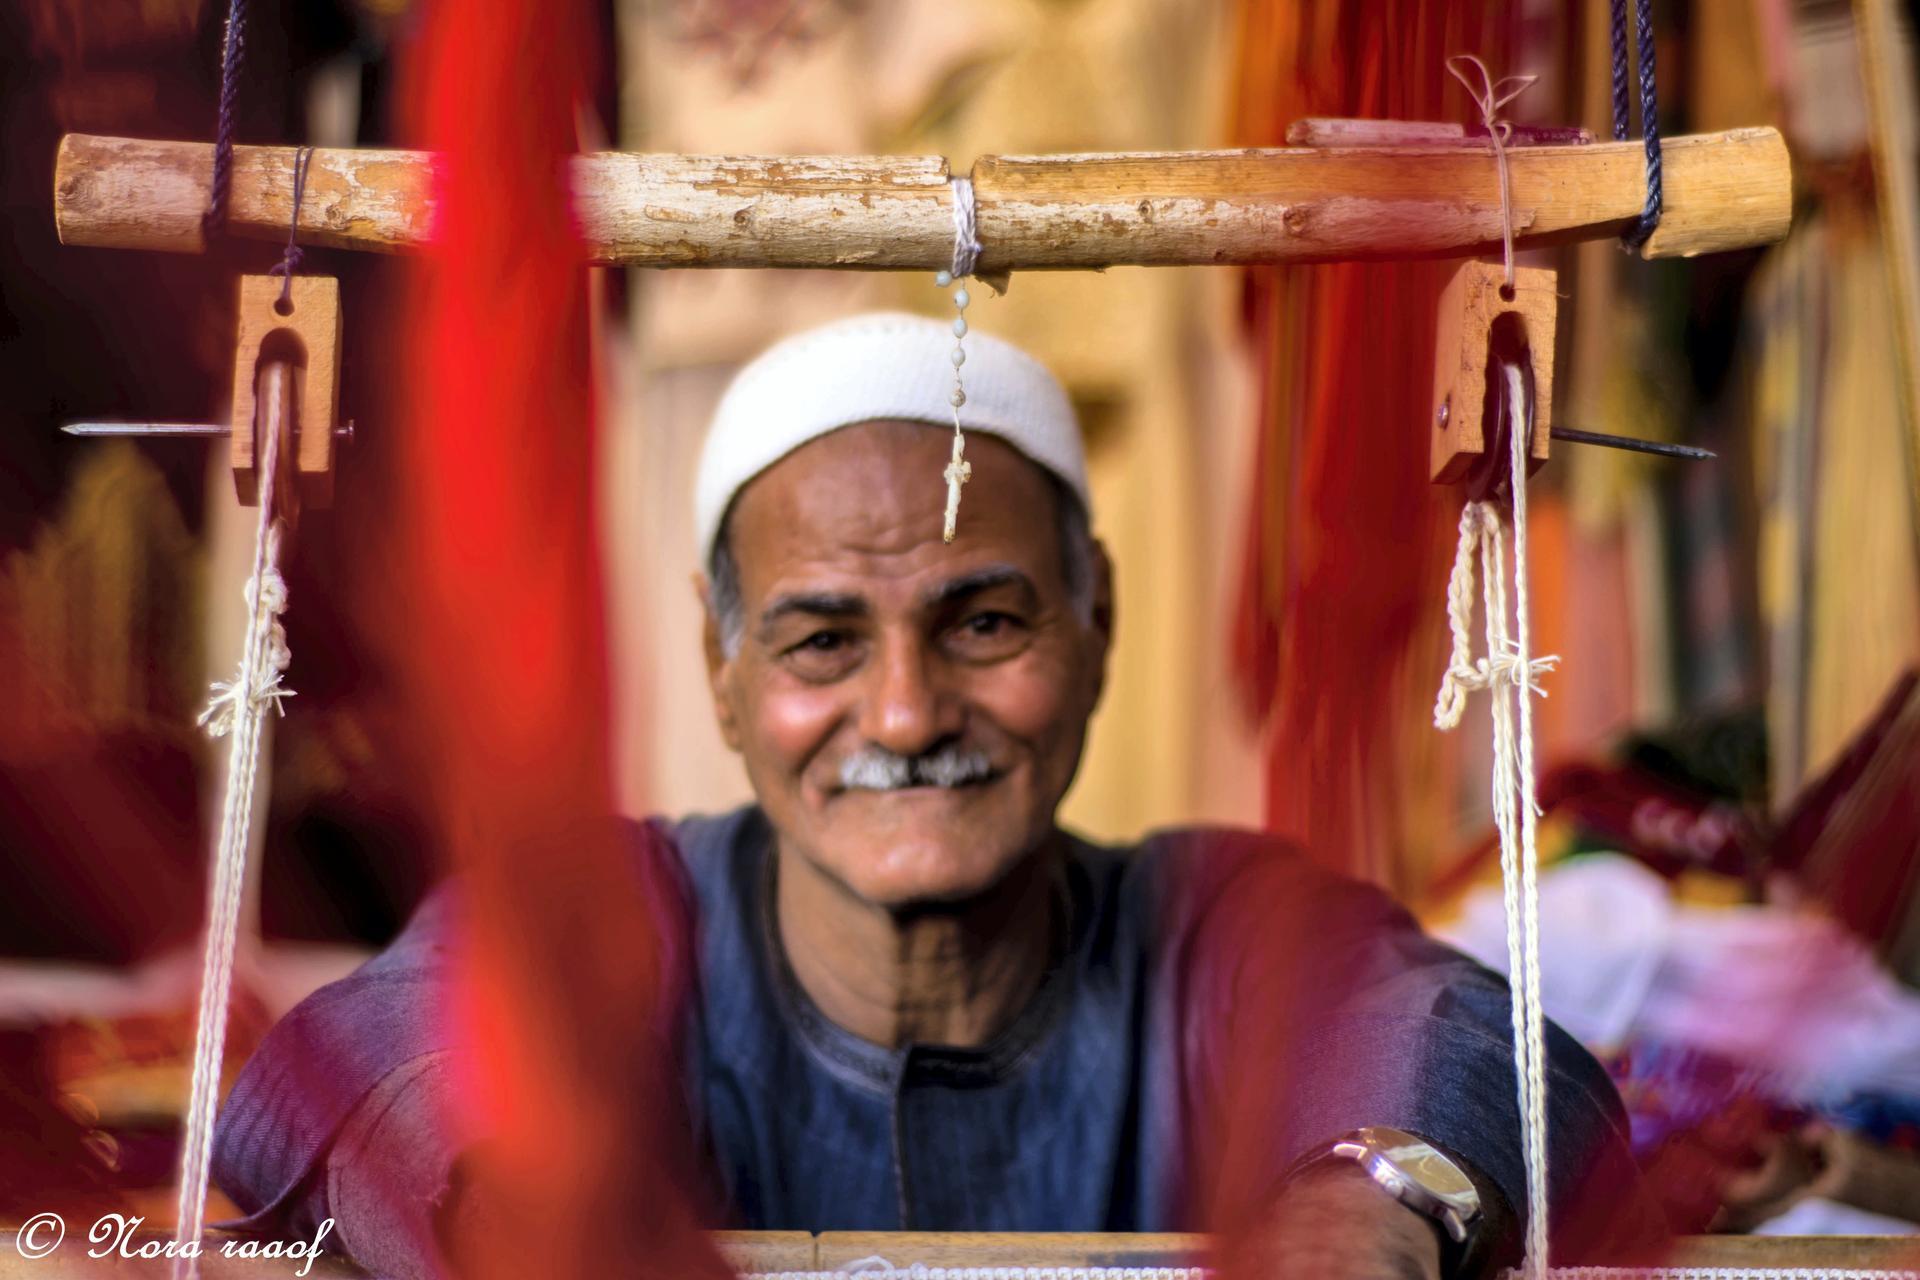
(1608, 0, 1631, 141)
(204, 0, 247, 234)
(1609, 0, 1664, 249)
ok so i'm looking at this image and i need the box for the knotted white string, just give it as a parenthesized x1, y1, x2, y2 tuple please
(949, 176, 983, 279)
(1447, 54, 1538, 289)
(1432, 356, 1556, 1280)
(172, 398, 294, 1277)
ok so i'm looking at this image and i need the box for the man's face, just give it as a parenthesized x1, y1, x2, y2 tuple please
(702, 420, 1111, 910)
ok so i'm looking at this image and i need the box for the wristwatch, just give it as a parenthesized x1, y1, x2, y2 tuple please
(1286, 1126, 1484, 1265)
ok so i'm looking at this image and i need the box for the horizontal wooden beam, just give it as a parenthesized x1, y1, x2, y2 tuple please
(713, 1231, 1917, 1276)
(53, 128, 1790, 269)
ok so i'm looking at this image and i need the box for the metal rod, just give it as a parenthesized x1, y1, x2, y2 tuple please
(63, 421, 354, 441)
(1549, 426, 1715, 460)
(64, 422, 226, 436)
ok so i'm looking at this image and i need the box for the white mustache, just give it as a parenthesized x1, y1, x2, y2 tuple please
(839, 746, 996, 791)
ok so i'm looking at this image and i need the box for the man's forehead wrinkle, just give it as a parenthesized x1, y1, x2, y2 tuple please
(736, 462, 940, 569)
(758, 590, 867, 621)
(924, 565, 1035, 608)
(725, 418, 1068, 612)
(752, 589, 868, 644)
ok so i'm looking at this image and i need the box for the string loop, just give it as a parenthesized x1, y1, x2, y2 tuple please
(265, 146, 315, 311)
(1446, 54, 1536, 288)
(1608, 0, 1665, 249)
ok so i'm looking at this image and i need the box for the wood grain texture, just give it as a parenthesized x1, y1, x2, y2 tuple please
(1430, 260, 1556, 486)
(55, 128, 1790, 268)
(228, 274, 340, 511)
(815, 1231, 1210, 1270)
(713, 1230, 818, 1273)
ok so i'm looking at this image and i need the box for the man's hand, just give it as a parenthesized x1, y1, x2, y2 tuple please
(1228, 1163, 1445, 1280)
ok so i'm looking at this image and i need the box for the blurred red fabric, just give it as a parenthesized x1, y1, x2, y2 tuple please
(1229, 1, 1512, 888)
(390, 3, 726, 1274)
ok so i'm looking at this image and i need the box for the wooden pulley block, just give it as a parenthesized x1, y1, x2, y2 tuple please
(229, 273, 342, 512)
(1430, 259, 1556, 501)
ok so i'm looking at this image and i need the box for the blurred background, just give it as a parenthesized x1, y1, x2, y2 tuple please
(3, 0, 1920, 1243)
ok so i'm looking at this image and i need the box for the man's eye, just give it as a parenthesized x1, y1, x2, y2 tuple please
(778, 630, 861, 681)
(795, 631, 845, 653)
(948, 611, 1028, 658)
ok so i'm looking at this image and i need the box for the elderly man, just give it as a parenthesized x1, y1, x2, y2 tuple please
(213, 313, 1655, 1279)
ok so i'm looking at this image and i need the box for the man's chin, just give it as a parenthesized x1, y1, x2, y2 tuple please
(814, 799, 1024, 906)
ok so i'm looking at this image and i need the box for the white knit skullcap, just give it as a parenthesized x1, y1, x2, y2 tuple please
(694, 311, 1088, 564)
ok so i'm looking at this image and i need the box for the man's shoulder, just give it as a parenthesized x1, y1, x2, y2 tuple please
(1115, 822, 1353, 892)
(638, 803, 772, 925)
(1101, 823, 1409, 938)
(648, 803, 769, 862)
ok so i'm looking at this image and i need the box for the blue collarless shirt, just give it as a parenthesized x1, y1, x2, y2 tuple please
(681, 806, 1170, 1231)
(213, 806, 1659, 1271)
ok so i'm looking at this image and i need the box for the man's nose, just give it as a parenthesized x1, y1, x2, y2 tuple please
(857, 633, 959, 756)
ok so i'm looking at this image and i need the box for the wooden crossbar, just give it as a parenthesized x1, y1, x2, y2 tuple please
(706, 1231, 1919, 1274)
(53, 128, 1790, 270)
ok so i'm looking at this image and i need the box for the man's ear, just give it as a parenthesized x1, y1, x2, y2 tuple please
(695, 571, 744, 753)
(1087, 540, 1115, 707)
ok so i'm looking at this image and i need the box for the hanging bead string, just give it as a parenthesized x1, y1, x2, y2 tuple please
(1609, 0, 1665, 249)
(937, 175, 982, 542)
(1446, 55, 1537, 290)
(204, 0, 248, 234)
(265, 145, 315, 311)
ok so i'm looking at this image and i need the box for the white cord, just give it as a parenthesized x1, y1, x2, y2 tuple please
(172, 379, 294, 1278)
(949, 176, 983, 279)
(1431, 357, 1557, 1280)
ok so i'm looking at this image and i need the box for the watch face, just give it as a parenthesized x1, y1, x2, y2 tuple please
(1354, 1126, 1481, 1212)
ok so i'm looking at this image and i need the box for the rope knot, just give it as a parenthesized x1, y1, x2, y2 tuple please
(1434, 499, 1556, 728)
(198, 538, 295, 739)
(268, 145, 315, 311)
(1494, 636, 1559, 697)
(1446, 53, 1536, 146)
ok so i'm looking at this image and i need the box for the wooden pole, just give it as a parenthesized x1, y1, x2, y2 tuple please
(54, 128, 1790, 269)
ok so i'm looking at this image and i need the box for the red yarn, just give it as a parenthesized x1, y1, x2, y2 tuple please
(1230, 1, 1507, 886)
(392, 4, 725, 1274)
